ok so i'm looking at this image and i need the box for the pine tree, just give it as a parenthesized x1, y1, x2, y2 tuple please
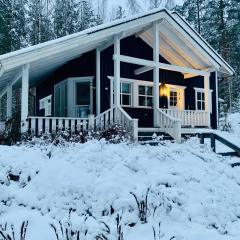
(77, 0, 95, 31)
(28, 0, 54, 45)
(0, 0, 27, 54)
(53, 0, 78, 38)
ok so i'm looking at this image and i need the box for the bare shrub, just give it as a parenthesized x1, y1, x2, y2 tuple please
(130, 188, 150, 223)
(152, 221, 175, 240)
(0, 221, 28, 240)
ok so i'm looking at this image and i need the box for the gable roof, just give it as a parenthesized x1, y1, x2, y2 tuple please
(0, 9, 234, 93)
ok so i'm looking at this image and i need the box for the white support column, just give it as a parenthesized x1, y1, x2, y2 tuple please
(96, 48, 101, 115)
(153, 22, 160, 127)
(204, 73, 211, 127)
(21, 64, 30, 132)
(113, 35, 121, 107)
(6, 84, 12, 118)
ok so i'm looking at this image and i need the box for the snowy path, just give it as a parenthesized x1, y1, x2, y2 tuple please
(0, 139, 240, 240)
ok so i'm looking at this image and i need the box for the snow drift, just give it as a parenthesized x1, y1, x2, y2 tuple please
(0, 138, 240, 240)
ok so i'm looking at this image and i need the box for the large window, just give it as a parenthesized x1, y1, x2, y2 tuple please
(169, 90, 178, 107)
(196, 91, 205, 110)
(138, 85, 153, 107)
(121, 82, 132, 106)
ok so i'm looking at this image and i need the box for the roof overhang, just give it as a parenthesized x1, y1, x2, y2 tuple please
(0, 9, 234, 94)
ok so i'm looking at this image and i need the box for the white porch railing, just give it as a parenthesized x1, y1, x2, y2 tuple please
(94, 106, 138, 140)
(28, 116, 93, 135)
(156, 108, 181, 143)
(160, 109, 209, 127)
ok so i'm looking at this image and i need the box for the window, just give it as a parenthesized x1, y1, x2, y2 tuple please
(39, 95, 52, 116)
(138, 85, 153, 107)
(169, 90, 178, 107)
(121, 82, 132, 106)
(196, 91, 205, 110)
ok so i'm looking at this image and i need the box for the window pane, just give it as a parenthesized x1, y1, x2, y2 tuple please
(121, 83, 130, 94)
(146, 97, 153, 106)
(202, 92, 205, 100)
(76, 82, 90, 105)
(139, 85, 145, 95)
(197, 101, 201, 110)
(146, 86, 153, 96)
(139, 96, 145, 106)
(202, 101, 205, 110)
(197, 92, 201, 100)
(122, 95, 130, 106)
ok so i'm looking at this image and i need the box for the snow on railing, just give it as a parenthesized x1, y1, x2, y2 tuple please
(94, 106, 138, 141)
(156, 108, 181, 143)
(27, 116, 94, 135)
(160, 109, 208, 127)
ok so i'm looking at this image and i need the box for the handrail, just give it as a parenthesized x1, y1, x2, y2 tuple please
(198, 132, 240, 157)
(94, 105, 138, 141)
(160, 108, 208, 127)
(156, 108, 181, 143)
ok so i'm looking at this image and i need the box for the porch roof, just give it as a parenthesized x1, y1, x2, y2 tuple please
(0, 8, 234, 95)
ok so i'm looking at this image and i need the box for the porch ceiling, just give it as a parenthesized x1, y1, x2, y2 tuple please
(0, 9, 234, 96)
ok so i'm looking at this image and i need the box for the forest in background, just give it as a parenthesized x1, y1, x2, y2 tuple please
(0, 0, 239, 112)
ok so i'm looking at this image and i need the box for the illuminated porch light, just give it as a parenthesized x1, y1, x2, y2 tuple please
(159, 83, 169, 97)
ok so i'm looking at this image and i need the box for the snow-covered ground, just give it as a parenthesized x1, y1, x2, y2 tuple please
(0, 138, 240, 240)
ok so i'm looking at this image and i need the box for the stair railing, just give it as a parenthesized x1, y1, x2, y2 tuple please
(156, 108, 181, 143)
(94, 105, 138, 141)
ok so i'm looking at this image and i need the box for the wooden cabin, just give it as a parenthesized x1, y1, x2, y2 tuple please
(0, 9, 234, 142)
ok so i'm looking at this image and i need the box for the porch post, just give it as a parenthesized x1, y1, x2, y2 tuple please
(96, 48, 101, 115)
(21, 64, 30, 132)
(6, 84, 12, 118)
(204, 73, 211, 127)
(153, 22, 160, 127)
(113, 35, 121, 107)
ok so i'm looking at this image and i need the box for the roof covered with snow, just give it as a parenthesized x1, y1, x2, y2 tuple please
(0, 9, 235, 95)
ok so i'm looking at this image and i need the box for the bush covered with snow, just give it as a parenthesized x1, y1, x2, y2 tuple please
(0, 139, 240, 239)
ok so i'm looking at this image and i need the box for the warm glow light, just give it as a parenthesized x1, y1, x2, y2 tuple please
(159, 83, 169, 97)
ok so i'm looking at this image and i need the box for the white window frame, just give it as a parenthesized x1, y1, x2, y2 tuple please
(168, 89, 178, 109)
(39, 95, 52, 116)
(194, 88, 213, 113)
(138, 85, 153, 108)
(120, 82, 133, 107)
(54, 77, 94, 117)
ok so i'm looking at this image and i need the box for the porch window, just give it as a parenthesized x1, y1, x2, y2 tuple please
(121, 82, 132, 106)
(138, 85, 153, 107)
(169, 90, 178, 107)
(39, 95, 52, 116)
(196, 91, 205, 110)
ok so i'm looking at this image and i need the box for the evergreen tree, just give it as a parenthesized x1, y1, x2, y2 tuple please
(53, 0, 78, 38)
(0, 0, 27, 54)
(28, 0, 54, 45)
(77, 0, 95, 31)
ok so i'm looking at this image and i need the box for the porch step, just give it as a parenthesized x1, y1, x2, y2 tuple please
(138, 129, 173, 144)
